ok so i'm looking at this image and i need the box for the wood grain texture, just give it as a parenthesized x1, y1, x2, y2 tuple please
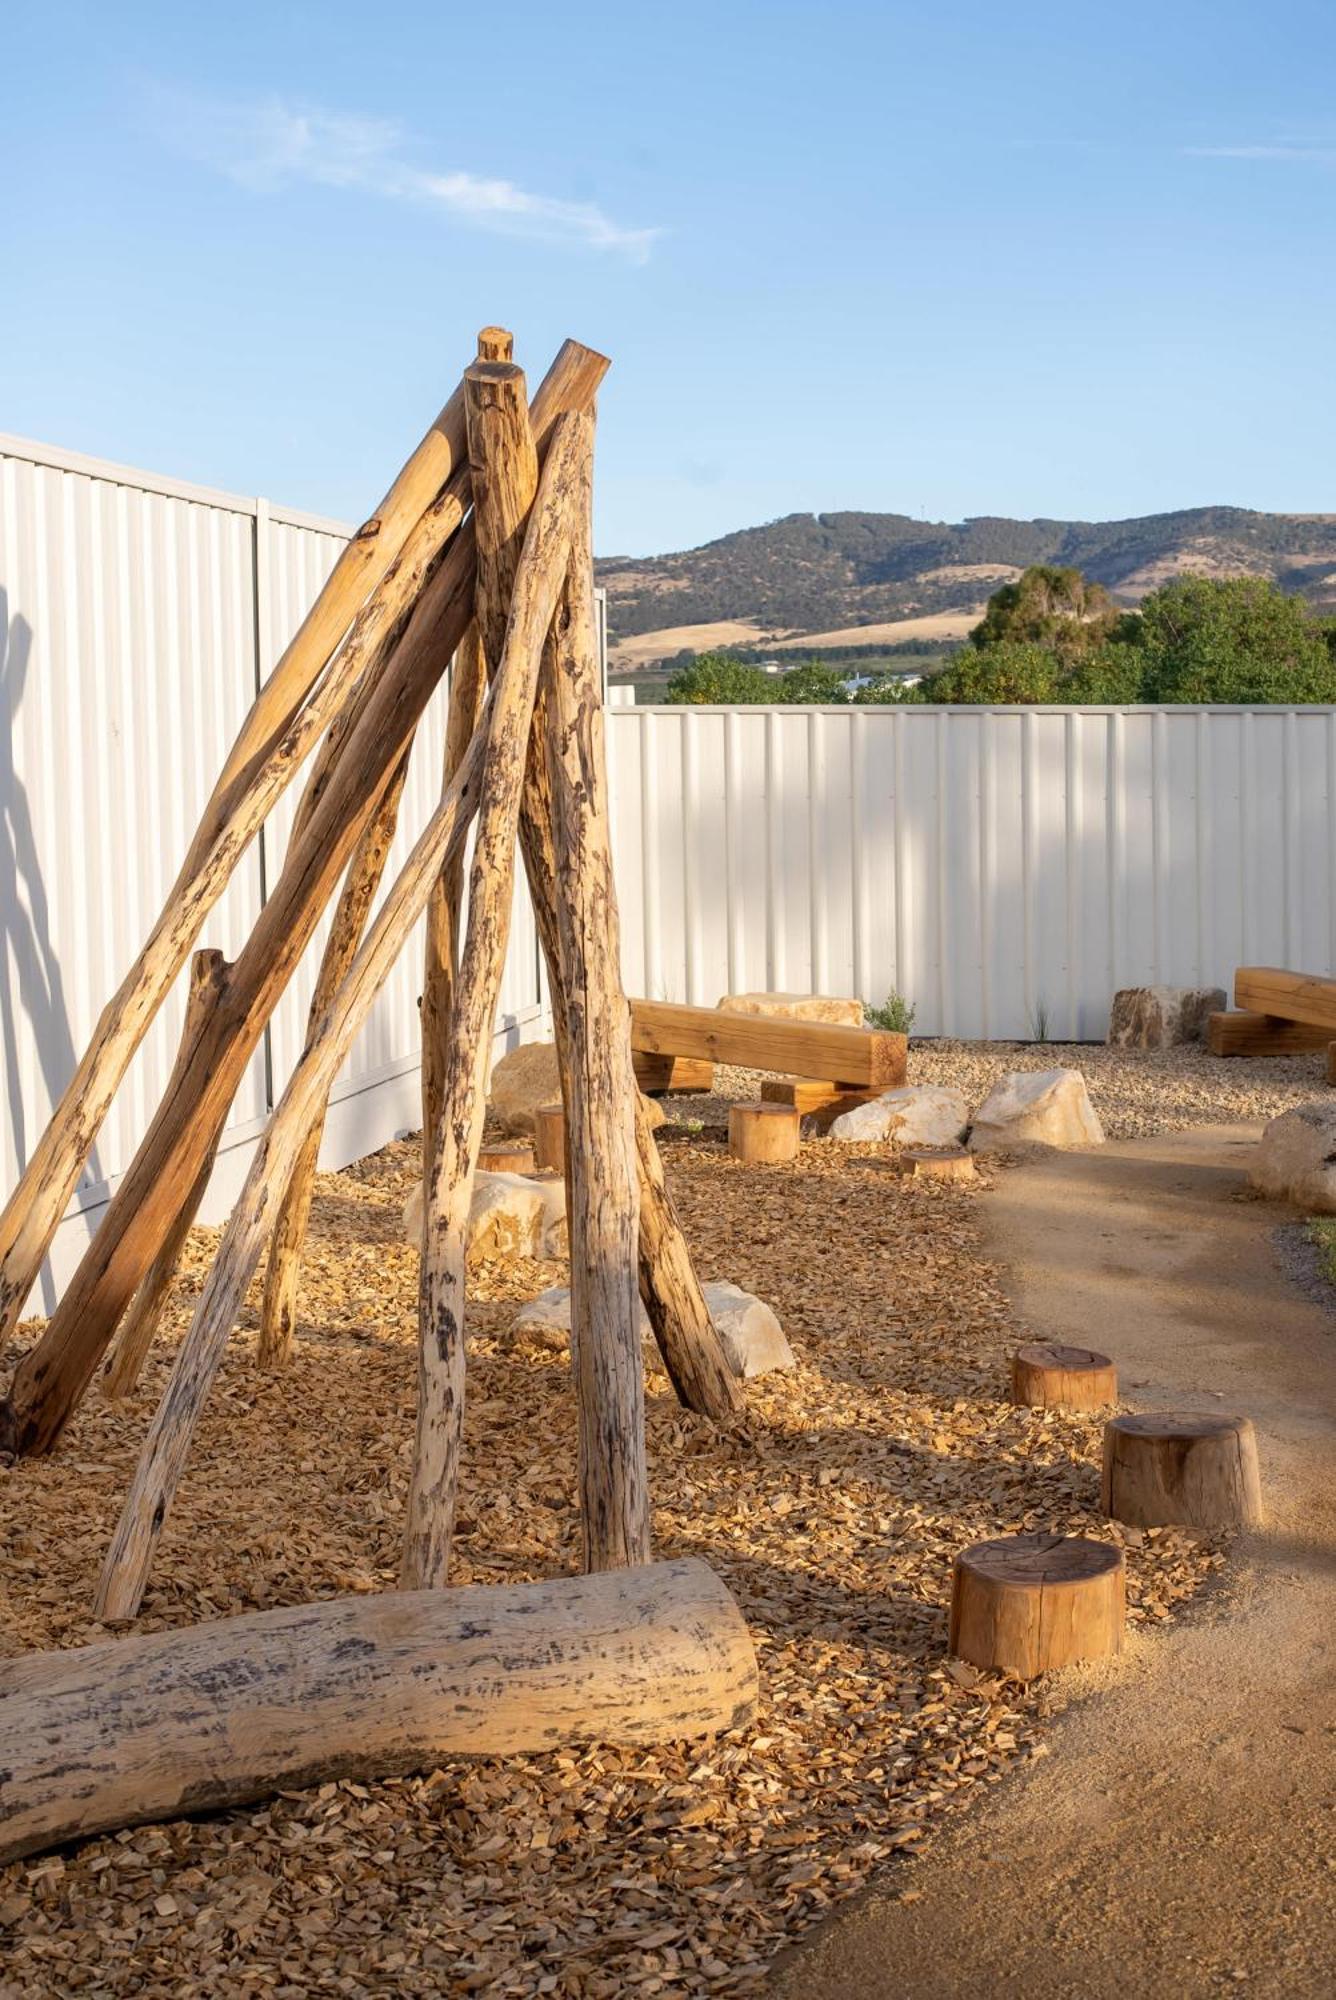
(258, 750, 412, 1368)
(1, 339, 609, 1456)
(1010, 1342, 1117, 1411)
(533, 1102, 568, 1174)
(405, 403, 589, 1592)
(634, 1054, 715, 1095)
(728, 1103, 801, 1164)
(92, 708, 496, 1623)
(99, 951, 232, 1402)
(0, 1559, 758, 1867)
(1206, 1008, 1334, 1056)
(421, 623, 487, 1156)
(949, 1533, 1125, 1679)
(1101, 1412, 1263, 1528)
(631, 1002, 907, 1089)
(1233, 967, 1336, 1034)
(544, 465, 650, 1571)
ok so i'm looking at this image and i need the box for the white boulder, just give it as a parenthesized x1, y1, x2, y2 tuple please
(1108, 985, 1225, 1049)
(829, 1084, 969, 1146)
(403, 1169, 568, 1262)
(968, 1068, 1105, 1151)
(509, 1279, 796, 1379)
(717, 991, 864, 1028)
(1249, 1102, 1336, 1214)
(488, 1041, 562, 1136)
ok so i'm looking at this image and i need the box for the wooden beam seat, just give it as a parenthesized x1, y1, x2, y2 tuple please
(630, 1000, 906, 1090)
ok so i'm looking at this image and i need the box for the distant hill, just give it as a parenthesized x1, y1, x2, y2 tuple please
(597, 506, 1336, 667)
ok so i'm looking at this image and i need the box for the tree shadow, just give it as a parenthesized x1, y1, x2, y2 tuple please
(0, 593, 104, 1308)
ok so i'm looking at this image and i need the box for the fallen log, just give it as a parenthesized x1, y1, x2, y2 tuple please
(405, 396, 589, 1592)
(544, 465, 650, 1572)
(258, 749, 412, 1368)
(0, 1557, 758, 1867)
(1, 341, 610, 1457)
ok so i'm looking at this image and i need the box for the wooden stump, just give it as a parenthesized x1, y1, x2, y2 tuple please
(533, 1102, 567, 1174)
(1011, 1341, 1117, 1411)
(728, 1103, 800, 1164)
(479, 1140, 536, 1175)
(1101, 1412, 1263, 1528)
(634, 1053, 714, 1095)
(900, 1145, 975, 1183)
(949, 1533, 1125, 1678)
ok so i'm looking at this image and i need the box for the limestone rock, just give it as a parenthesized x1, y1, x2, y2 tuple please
(1249, 1101, 1336, 1213)
(1108, 985, 1226, 1049)
(968, 1068, 1104, 1151)
(509, 1280, 796, 1379)
(716, 991, 864, 1028)
(488, 1041, 562, 1136)
(403, 1169, 568, 1261)
(829, 1084, 969, 1146)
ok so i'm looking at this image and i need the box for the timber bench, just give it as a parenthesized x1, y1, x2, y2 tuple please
(629, 1000, 907, 1116)
(1209, 967, 1336, 1079)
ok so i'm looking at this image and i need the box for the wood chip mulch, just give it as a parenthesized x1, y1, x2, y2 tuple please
(0, 1128, 1227, 1997)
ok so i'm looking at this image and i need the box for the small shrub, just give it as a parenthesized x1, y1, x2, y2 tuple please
(1030, 998, 1051, 1043)
(1306, 1217, 1336, 1287)
(865, 989, 916, 1035)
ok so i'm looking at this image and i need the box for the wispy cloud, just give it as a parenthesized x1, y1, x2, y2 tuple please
(1185, 143, 1336, 165)
(147, 86, 660, 263)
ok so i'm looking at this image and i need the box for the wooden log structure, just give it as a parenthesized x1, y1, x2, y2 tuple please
(0, 339, 610, 1459)
(1010, 1341, 1117, 1411)
(100, 951, 232, 1401)
(762, 1078, 875, 1117)
(631, 1000, 907, 1090)
(949, 1533, 1125, 1678)
(533, 1101, 567, 1174)
(1101, 1412, 1263, 1529)
(633, 1053, 714, 1095)
(479, 1141, 535, 1175)
(1207, 1010, 1333, 1058)
(1233, 967, 1336, 1035)
(0, 1558, 757, 1868)
(728, 1102, 801, 1164)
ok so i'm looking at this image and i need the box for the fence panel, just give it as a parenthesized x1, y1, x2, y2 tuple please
(605, 703, 1336, 1039)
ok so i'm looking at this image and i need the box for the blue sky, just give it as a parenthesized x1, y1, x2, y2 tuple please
(3, 0, 1334, 556)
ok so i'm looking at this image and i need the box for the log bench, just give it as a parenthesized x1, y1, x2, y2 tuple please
(629, 1001, 906, 1119)
(1209, 968, 1336, 1072)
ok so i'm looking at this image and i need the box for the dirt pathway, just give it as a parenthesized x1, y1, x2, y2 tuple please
(773, 1123, 1336, 1997)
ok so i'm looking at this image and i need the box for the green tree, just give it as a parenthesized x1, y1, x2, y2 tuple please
(1136, 576, 1336, 702)
(772, 660, 850, 703)
(918, 640, 1065, 704)
(969, 564, 1123, 659)
(665, 653, 771, 704)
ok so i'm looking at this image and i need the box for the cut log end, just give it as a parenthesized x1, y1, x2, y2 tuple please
(949, 1533, 1125, 1679)
(900, 1145, 976, 1183)
(728, 1103, 801, 1165)
(1011, 1341, 1117, 1410)
(533, 1101, 567, 1174)
(478, 1140, 536, 1175)
(1101, 1411, 1263, 1528)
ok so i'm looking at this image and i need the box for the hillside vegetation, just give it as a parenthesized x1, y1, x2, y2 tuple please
(598, 506, 1336, 654)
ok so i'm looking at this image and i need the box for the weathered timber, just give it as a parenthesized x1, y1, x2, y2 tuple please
(1207, 1008, 1334, 1057)
(405, 402, 590, 1592)
(1101, 1412, 1263, 1529)
(1011, 1341, 1117, 1411)
(949, 1533, 1125, 1678)
(631, 1001, 907, 1089)
(1234, 967, 1336, 1034)
(761, 1078, 874, 1117)
(258, 751, 411, 1368)
(544, 465, 650, 1571)
(728, 1102, 801, 1164)
(93, 707, 496, 1623)
(0, 1558, 758, 1866)
(100, 952, 231, 1401)
(421, 623, 487, 1155)
(1, 339, 610, 1455)
(634, 1053, 715, 1095)
(533, 1102, 568, 1174)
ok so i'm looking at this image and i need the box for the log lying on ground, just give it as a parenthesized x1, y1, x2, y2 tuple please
(92, 699, 496, 1624)
(1233, 967, 1336, 1034)
(407, 398, 590, 1592)
(544, 462, 650, 1572)
(1, 340, 610, 1458)
(100, 951, 232, 1401)
(258, 750, 412, 1368)
(1207, 1010, 1333, 1057)
(0, 1558, 758, 1867)
(0, 372, 477, 1362)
